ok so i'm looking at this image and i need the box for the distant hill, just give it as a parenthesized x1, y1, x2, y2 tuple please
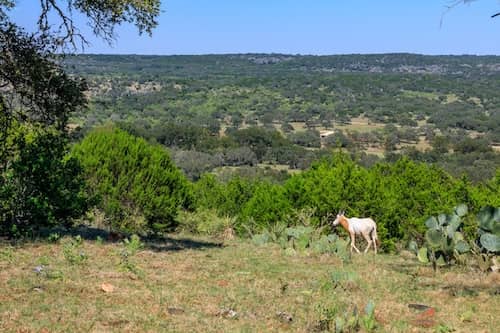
(65, 53, 500, 183)
(64, 53, 500, 77)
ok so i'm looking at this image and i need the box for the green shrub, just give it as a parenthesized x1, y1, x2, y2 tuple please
(194, 152, 498, 250)
(176, 209, 235, 236)
(62, 236, 87, 265)
(0, 126, 89, 235)
(72, 126, 193, 233)
(238, 182, 292, 234)
(315, 299, 377, 333)
(194, 174, 257, 217)
(119, 234, 145, 278)
(284, 154, 475, 249)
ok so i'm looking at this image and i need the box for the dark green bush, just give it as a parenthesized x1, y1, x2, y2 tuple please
(72, 126, 193, 233)
(238, 182, 293, 233)
(284, 155, 469, 249)
(194, 174, 257, 218)
(0, 126, 89, 235)
(192, 151, 498, 251)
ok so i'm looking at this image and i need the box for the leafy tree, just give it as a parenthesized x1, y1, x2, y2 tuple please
(323, 131, 355, 149)
(194, 174, 258, 218)
(229, 127, 290, 161)
(431, 135, 450, 154)
(26, 1, 160, 47)
(238, 182, 292, 233)
(0, 22, 86, 155)
(0, 1, 161, 234)
(72, 126, 193, 233)
(445, 1, 500, 19)
(224, 147, 258, 166)
(171, 149, 224, 181)
(283, 153, 477, 249)
(287, 129, 321, 148)
(0, 125, 89, 233)
(453, 137, 492, 154)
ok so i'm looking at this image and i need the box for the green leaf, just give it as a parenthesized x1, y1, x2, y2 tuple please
(436, 255, 446, 266)
(446, 214, 460, 228)
(454, 240, 470, 254)
(480, 233, 500, 252)
(408, 240, 418, 254)
(296, 234, 310, 250)
(454, 204, 468, 217)
(417, 247, 429, 263)
(477, 206, 495, 232)
(425, 216, 439, 230)
(446, 220, 460, 238)
(365, 300, 375, 316)
(252, 233, 270, 245)
(437, 214, 447, 226)
(327, 234, 338, 242)
(426, 229, 444, 248)
(285, 226, 313, 239)
(285, 227, 301, 239)
(453, 232, 464, 242)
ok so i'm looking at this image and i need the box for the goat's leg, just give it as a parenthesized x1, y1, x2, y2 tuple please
(351, 233, 361, 253)
(362, 232, 372, 253)
(371, 228, 378, 254)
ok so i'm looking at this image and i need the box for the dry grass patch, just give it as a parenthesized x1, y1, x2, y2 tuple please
(0, 236, 498, 332)
(335, 117, 385, 133)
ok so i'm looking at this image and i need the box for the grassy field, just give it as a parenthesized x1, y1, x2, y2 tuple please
(0, 234, 498, 332)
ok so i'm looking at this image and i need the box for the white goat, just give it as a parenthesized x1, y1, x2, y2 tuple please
(331, 211, 379, 254)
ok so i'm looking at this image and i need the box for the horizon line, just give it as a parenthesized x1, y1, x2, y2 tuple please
(72, 52, 500, 57)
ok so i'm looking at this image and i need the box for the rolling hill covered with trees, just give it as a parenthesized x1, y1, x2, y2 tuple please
(66, 54, 500, 183)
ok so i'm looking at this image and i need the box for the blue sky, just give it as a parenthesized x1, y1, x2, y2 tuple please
(10, 0, 500, 55)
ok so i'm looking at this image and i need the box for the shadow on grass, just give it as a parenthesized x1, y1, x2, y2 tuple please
(144, 236, 223, 252)
(386, 260, 421, 276)
(2, 224, 224, 252)
(419, 277, 500, 297)
(387, 259, 500, 297)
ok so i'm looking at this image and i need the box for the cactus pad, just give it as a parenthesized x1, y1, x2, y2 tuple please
(480, 233, 499, 253)
(454, 204, 468, 217)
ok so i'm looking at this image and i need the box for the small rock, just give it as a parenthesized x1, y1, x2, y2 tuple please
(217, 280, 229, 287)
(101, 283, 115, 293)
(411, 307, 436, 328)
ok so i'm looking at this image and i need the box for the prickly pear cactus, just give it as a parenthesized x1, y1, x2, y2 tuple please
(476, 206, 500, 253)
(417, 247, 429, 263)
(418, 204, 470, 268)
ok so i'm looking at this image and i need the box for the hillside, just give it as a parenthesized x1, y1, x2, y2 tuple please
(66, 53, 500, 76)
(64, 53, 500, 182)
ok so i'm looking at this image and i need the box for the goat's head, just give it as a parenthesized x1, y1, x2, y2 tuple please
(331, 210, 345, 226)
